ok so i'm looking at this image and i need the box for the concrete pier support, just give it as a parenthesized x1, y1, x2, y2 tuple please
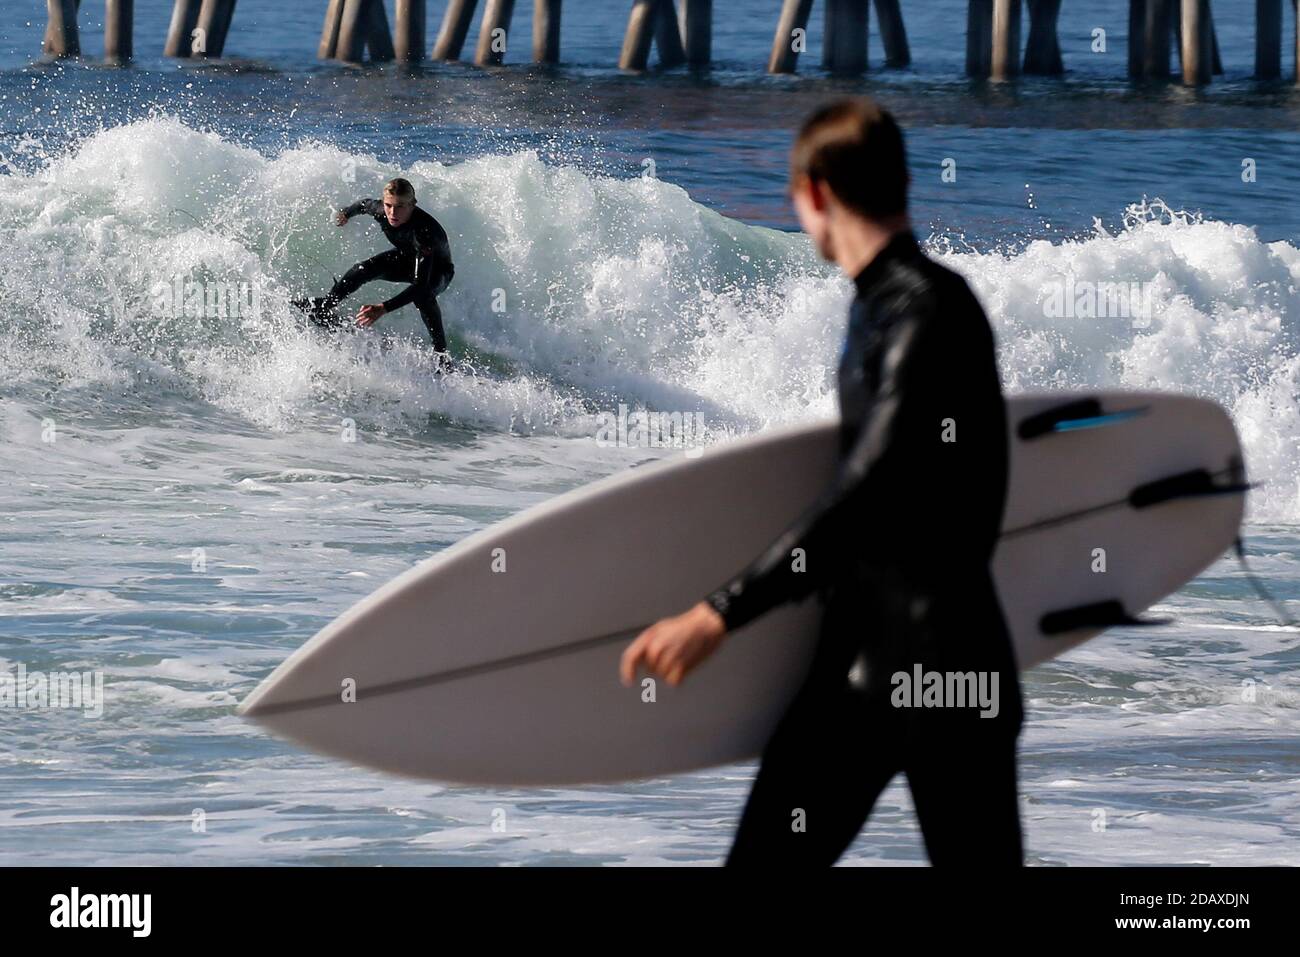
(475, 0, 517, 66)
(336, 0, 370, 62)
(368, 0, 396, 61)
(105, 0, 134, 63)
(194, 0, 237, 59)
(618, 0, 691, 71)
(395, 0, 427, 62)
(823, 0, 868, 76)
(1023, 0, 1062, 74)
(874, 0, 910, 67)
(768, 0, 814, 74)
(967, 0, 993, 77)
(1178, 0, 1212, 84)
(991, 0, 1022, 79)
(532, 0, 562, 64)
(433, 0, 480, 60)
(44, 0, 81, 58)
(166, 0, 203, 57)
(680, 0, 711, 66)
(654, 0, 686, 68)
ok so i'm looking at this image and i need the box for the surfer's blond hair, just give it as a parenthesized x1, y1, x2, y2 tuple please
(383, 178, 416, 204)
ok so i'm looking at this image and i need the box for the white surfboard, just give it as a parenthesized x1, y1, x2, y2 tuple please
(239, 391, 1247, 785)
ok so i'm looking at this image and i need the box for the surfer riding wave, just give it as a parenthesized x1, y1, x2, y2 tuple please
(295, 177, 455, 361)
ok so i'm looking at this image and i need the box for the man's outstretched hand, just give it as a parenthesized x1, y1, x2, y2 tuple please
(335, 211, 349, 226)
(357, 303, 386, 327)
(620, 602, 727, 688)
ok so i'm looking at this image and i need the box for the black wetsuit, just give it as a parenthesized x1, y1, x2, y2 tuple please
(706, 230, 1024, 867)
(316, 199, 455, 352)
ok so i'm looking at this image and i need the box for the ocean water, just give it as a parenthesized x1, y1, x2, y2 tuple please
(0, 0, 1297, 866)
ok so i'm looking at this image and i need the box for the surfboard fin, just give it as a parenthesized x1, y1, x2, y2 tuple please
(1128, 469, 1254, 509)
(1017, 399, 1149, 440)
(1040, 599, 1172, 636)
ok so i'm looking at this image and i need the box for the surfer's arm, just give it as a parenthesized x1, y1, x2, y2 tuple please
(382, 222, 452, 312)
(380, 248, 439, 312)
(339, 198, 382, 221)
(704, 304, 939, 632)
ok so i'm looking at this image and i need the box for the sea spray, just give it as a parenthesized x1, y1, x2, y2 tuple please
(0, 122, 1296, 519)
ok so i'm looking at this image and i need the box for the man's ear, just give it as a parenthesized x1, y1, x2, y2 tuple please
(807, 176, 829, 212)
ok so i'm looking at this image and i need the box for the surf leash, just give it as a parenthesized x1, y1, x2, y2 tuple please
(1233, 536, 1299, 631)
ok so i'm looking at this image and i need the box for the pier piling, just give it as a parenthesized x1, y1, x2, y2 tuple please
(823, 0, 868, 76)
(1211, 7, 1223, 72)
(619, 0, 656, 70)
(655, 0, 687, 69)
(433, 0, 480, 60)
(194, 0, 236, 59)
(680, 0, 712, 66)
(1128, 0, 1143, 76)
(1178, 0, 1212, 84)
(966, 0, 992, 77)
(319, 0, 344, 59)
(1172, 1, 1219, 76)
(336, 0, 370, 62)
(1023, 0, 1063, 74)
(619, 0, 658, 70)
(475, 0, 517, 66)
(990, 0, 1022, 79)
(395, 0, 427, 62)
(533, 0, 562, 64)
(1140, 0, 1172, 77)
(44, 0, 81, 58)
(166, 0, 203, 57)
(367, 0, 396, 61)
(1255, 0, 1282, 77)
(768, 0, 814, 74)
(105, 0, 134, 63)
(873, 0, 910, 67)
(33, 0, 1296, 86)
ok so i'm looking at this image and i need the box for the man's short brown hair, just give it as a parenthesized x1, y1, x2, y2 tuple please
(384, 178, 416, 203)
(790, 97, 908, 219)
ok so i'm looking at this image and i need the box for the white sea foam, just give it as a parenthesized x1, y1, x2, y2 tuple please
(2, 119, 1296, 518)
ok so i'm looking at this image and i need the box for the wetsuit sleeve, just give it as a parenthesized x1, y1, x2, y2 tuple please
(703, 299, 940, 633)
(341, 199, 382, 219)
